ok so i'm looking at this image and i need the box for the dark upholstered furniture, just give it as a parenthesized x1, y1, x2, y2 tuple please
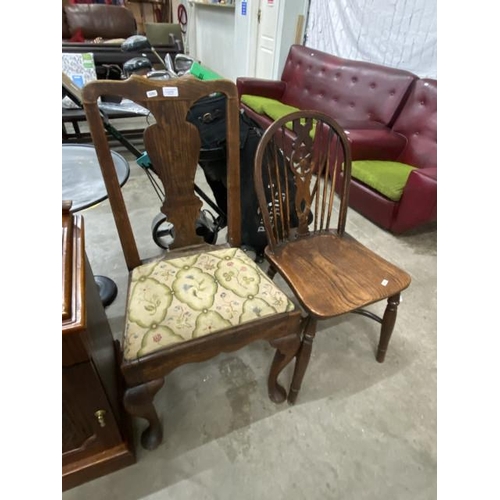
(237, 45, 437, 234)
(62, 4, 183, 70)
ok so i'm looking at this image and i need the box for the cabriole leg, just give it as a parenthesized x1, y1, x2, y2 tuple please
(268, 332, 302, 403)
(124, 378, 165, 450)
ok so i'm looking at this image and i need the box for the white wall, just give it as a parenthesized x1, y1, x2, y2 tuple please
(234, 0, 259, 79)
(305, 0, 437, 78)
(276, 0, 308, 77)
(188, 0, 257, 82)
(188, 0, 307, 81)
(185, 0, 437, 81)
(190, 3, 237, 79)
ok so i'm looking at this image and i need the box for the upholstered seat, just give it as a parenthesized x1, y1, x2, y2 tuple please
(124, 247, 295, 360)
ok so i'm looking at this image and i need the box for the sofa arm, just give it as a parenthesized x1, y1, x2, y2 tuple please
(236, 77, 286, 100)
(391, 167, 437, 233)
(346, 128, 407, 161)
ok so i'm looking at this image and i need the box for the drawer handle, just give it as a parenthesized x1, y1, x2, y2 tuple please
(94, 409, 107, 428)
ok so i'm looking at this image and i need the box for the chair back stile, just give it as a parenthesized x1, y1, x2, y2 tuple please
(84, 97, 141, 271)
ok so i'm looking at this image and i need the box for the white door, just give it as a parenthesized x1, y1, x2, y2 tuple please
(254, 0, 280, 78)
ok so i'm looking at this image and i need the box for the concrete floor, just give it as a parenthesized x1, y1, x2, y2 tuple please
(63, 124, 437, 500)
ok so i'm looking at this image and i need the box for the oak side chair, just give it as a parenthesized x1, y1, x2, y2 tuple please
(253, 110, 412, 404)
(82, 76, 303, 450)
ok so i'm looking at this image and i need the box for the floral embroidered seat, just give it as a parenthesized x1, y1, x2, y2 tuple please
(124, 247, 295, 360)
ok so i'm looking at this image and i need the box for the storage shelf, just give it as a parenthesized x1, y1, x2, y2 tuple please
(189, 1, 235, 8)
(128, 0, 168, 4)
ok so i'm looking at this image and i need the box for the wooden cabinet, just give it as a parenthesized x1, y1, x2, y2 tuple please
(62, 203, 135, 491)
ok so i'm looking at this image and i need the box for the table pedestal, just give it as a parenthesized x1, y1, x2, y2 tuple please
(94, 275, 118, 307)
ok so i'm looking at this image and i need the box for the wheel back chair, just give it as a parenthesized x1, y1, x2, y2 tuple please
(253, 110, 412, 404)
(82, 75, 303, 450)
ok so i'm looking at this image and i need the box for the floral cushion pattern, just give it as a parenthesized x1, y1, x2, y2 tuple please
(123, 247, 295, 360)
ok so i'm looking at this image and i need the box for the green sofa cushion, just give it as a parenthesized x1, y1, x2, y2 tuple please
(262, 100, 301, 122)
(241, 94, 316, 135)
(240, 94, 280, 114)
(241, 94, 300, 128)
(351, 160, 417, 201)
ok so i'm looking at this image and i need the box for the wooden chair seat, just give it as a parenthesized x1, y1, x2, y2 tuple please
(265, 232, 411, 319)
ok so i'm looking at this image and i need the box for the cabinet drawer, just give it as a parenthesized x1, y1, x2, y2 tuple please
(62, 361, 122, 465)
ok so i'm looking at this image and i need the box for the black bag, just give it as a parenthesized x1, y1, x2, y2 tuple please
(187, 94, 252, 221)
(187, 94, 241, 152)
(187, 96, 307, 258)
(185, 94, 240, 241)
(239, 123, 310, 258)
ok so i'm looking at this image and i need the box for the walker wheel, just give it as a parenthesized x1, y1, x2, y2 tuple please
(152, 213, 175, 249)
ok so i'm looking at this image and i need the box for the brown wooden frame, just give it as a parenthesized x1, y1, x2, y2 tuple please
(82, 75, 303, 450)
(253, 110, 412, 403)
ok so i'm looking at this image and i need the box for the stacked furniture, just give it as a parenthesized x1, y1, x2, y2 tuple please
(62, 3, 183, 72)
(237, 45, 437, 234)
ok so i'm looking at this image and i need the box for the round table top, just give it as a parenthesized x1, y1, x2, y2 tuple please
(62, 143, 130, 213)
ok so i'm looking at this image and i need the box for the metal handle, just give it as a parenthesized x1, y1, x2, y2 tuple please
(94, 409, 106, 428)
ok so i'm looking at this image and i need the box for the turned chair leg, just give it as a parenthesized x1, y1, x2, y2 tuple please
(287, 316, 318, 405)
(376, 293, 401, 363)
(268, 332, 302, 403)
(123, 378, 165, 450)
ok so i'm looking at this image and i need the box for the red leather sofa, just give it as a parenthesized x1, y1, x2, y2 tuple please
(236, 45, 437, 234)
(349, 78, 437, 234)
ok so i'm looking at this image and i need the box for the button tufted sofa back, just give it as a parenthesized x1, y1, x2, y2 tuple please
(392, 79, 437, 170)
(280, 45, 418, 127)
